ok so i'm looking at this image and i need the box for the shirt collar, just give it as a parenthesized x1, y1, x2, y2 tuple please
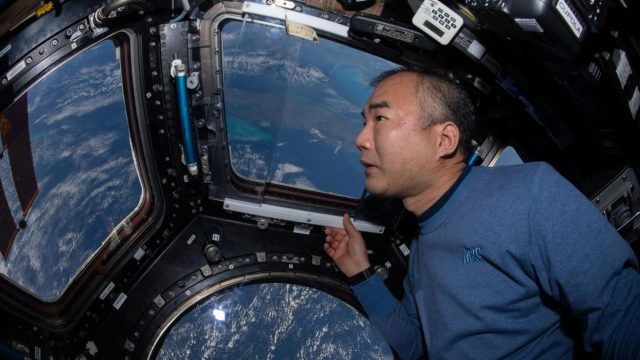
(417, 166, 471, 224)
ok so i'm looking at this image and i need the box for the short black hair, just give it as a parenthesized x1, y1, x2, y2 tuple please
(372, 68, 475, 159)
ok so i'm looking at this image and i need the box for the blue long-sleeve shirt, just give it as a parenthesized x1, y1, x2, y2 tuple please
(353, 163, 640, 359)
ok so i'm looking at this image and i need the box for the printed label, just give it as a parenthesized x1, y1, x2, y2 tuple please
(113, 292, 127, 310)
(6, 60, 26, 81)
(515, 18, 544, 33)
(555, 0, 584, 38)
(468, 40, 486, 60)
(99, 282, 115, 300)
(399, 244, 410, 256)
(133, 248, 145, 260)
(293, 224, 311, 234)
(187, 234, 196, 245)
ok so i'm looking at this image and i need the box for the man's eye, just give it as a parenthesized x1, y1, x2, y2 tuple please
(375, 115, 386, 121)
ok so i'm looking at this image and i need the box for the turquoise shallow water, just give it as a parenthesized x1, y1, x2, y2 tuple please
(226, 114, 274, 143)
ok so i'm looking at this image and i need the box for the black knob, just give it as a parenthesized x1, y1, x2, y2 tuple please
(204, 243, 222, 263)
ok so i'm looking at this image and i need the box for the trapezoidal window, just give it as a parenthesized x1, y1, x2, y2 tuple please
(221, 19, 398, 199)
(0, 38, 143, 301)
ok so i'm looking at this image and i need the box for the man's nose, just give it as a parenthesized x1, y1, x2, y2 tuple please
(355, 124, 371, 151)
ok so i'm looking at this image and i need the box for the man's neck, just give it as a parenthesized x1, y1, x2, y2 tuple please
(402, 160, 467, 216)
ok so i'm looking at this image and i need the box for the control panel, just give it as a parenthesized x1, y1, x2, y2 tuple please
(412, 0, 463, 45)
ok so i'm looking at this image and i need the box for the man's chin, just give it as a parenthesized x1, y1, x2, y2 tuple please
(364, 180, 390, 197)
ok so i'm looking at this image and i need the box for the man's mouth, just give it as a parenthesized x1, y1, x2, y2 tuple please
(360, 159, 376, 175)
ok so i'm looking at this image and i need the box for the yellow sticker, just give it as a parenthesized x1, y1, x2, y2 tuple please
(285, 19, 319, 43)
(36, 2, 53, 17)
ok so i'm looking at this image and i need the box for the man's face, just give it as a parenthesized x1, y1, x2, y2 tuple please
(356, 73, 441, 198)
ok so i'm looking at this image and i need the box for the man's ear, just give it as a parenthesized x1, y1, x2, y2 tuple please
(437, 121, 460, 158)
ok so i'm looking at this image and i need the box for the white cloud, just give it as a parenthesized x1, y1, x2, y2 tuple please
(273, 163, 303, 182)
(224, 54, 329, 86)
(31, 62, 123, 126)
(310, 128, 325, 140)
(230, 144, 268, 180)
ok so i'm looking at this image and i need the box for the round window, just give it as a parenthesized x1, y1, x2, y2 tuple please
(156, 282, 393, 359)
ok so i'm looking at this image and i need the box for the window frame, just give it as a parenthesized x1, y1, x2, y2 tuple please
(201, 4, 406, 211)
(0, 28, 161, 313)
(144, 273, 393, 360)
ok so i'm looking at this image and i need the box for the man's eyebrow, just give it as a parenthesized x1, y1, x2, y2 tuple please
(367, 101, 390, 111)
(363, 101, 390, 116)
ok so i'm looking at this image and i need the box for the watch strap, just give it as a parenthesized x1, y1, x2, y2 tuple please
(348, 266, 376, 286)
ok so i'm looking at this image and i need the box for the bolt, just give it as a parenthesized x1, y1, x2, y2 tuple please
(1, 78, 6, 85)
(66, 28, 73, 37)
(39, 48, 45, 55)
(170, 23, 177, 29)
(79, 23, 86, 31)
(51, 38, 58, 46)
(152, 70, 158, 77)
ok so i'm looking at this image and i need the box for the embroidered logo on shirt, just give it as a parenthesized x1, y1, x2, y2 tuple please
(463, 247, 483, 263)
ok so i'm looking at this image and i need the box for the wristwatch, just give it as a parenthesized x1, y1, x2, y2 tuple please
(348, 266, 376, 286)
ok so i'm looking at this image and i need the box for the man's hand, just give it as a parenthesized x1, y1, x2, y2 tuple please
(324, 214, 371, 277)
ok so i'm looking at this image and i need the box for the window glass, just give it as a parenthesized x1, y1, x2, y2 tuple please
(221, 20, 397, 198)
(157, 282, 393, 359)
(492, 146, 524, 166)
(0, 39, 142, 301)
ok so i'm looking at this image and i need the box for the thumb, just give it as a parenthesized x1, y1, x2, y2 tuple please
(342, 213, 358, 237)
